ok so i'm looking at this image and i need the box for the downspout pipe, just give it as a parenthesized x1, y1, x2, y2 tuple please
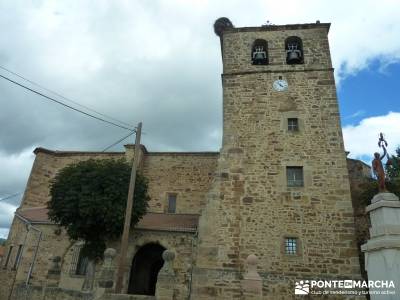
(188, 229, 198, 300)
(25, 225, 42, 286)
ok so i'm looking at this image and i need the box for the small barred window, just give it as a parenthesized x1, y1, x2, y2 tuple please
(285, 238, 298, 255)
(286, 167, 304, 187)
(288, 118, 299, 131)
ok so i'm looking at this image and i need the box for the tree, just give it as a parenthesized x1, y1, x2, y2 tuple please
(48, 159, 149, 260)
(355, 179, 400, 206)
(386, 147, 400, 181)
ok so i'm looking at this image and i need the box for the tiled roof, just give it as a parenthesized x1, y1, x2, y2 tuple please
(16, 207, 199, 233)
(17, 207, 52, 224)
(136, 213, 199, 232)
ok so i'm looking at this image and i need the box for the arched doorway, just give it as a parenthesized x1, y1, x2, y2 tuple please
(128, 243, 166, 295)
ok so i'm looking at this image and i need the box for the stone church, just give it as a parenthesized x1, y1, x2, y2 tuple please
(0, 18, 371, 299)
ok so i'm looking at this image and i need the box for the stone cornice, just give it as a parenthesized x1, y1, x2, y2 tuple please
(222, 68, 334, 77)
(34, 146, 220, 157)
(223, 23, 331, 34)
(33, 147, 124, 156)
(367, 200, 400, 213)
(361, 236, 400, 252)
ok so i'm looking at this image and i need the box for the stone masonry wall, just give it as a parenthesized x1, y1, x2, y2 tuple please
(20, 150, 125, 209)
(3, 146, 215, 299)
(223, 24, 332, 74)
(19, 148, 217, 214)
(141, 153, 218, 214)
(117, 230, 196, 298)
(2, 21, 367, 300)
(3, 219, 195, 300)
(193, 24, 363, 299)
(222, 25, 332, 75)
(0, 217, 25, 300)
(347, 158, 372, 282)
(1, 218, 72, 300)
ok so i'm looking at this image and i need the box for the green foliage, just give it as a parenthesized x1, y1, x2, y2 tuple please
(356, 178, 400, 206)
(386, 147, 400, 180)
(0, 238, 6, 245)
(48, 159, 149, 259)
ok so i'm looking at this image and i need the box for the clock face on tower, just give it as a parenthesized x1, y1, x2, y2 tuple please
(273, 79, 288, 92)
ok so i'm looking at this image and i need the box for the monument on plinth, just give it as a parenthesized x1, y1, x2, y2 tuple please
(362, 133, 400, 299)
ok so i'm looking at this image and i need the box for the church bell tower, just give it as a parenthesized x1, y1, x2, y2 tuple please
(191, 18, 362, 299)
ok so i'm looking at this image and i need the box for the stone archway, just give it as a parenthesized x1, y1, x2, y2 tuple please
(127, 243, 166, 295)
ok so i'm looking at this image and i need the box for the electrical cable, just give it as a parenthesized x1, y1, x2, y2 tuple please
(0, 74, 135, 131)
(102, 131, 136, 152)
(0, 192, 21, 202)
(0, 65, 134, 128)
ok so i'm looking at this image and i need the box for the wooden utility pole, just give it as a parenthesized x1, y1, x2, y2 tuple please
(115, 122, 142, 293)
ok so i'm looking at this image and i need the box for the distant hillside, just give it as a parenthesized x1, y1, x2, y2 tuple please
(0, 238, 6, 245)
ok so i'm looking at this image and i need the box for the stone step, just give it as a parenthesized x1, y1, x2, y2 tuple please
(100, 294, 156, 300)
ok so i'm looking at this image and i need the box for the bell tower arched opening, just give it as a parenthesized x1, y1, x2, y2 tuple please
(285, 36, 304, 64)
(251, 39, 268, 65)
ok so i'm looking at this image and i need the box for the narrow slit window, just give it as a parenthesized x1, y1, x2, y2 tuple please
(285, 238, 298, 255)
(168, 194, 177, 213)
(13, 245, 23, 270)
(288, 118, 299, 131)
(4, 246, 13, 268)
(287, 167, 304, 187)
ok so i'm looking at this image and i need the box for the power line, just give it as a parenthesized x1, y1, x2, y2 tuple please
(0, 74, 135, 131)
(0, 192, 22, 202)
(0, 65, 135, 129)
(102, 130, 136, 152)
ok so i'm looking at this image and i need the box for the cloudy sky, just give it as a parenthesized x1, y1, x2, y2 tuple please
(0, 0, 400, 238)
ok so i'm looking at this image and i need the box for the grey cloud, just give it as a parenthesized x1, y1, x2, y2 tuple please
(0, 2, 226, 238)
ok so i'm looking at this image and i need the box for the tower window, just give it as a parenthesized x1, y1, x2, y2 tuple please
(285, 238, 298, 255)
(285, 36, 303, 64)
(167, 194, 177, 213)
(288, 118, 299, 131)
(251, 39, 268, 65)
(287, 167, 304, 187)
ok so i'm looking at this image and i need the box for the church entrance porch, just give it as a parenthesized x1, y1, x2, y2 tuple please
(127, 243, 166, 295)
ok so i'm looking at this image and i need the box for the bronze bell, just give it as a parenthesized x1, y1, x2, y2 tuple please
(254, 51, 266, 60)
(252, 49, 267, 64)
(287, 49, 302, 64)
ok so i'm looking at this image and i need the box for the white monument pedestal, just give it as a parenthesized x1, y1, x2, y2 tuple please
(361, 193, 400, 300)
